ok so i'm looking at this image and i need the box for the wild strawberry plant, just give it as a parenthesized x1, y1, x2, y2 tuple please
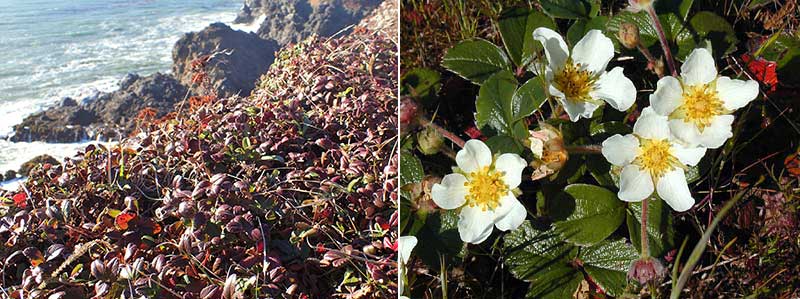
(397, 0, 793, 297)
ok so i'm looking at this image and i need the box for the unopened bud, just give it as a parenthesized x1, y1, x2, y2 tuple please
(416, 126, 443, 155)
(399, 98, 419, 133)
(627, 0, 654, 13)
(618, 23, 641, 50)
(628, 257, 665, 285)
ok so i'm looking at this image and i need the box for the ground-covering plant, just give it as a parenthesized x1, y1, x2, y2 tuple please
(0, 21, 398, 298)
(400, 0, 800, 297)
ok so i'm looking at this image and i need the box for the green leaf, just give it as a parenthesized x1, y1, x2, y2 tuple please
(626, 199, 675, 258)
(566, 17, 609, 46)
(401, 68, 441, 102)
(475, 70, 518, 135)
(498, 8, 557, 67)
(399, 151, 424, 187)
(514, 78, 548, 121)
(504, 221, 581, 299)
(442, 38, 511, 85)
(539, 0, 593, 19)
(485, 135, 524, 155)
(607, 11, 686, 49)
(589, 121, 631, 141)
(552, 184, 626, 246)
(654, 0, 694, 21)
(683, 11, 738, 57)
(416, 210, 463, 268)
(585, 155, 615, 187)
(580, 238, 638, 296)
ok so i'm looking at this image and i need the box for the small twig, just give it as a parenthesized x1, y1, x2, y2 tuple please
(646, 6, 678, 77)
(418, 117, 466, 148)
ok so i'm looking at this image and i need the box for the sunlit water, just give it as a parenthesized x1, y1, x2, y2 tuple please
(0, 0, 261, 177)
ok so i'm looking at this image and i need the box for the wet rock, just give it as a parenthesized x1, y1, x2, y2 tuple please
(11, 73, 187, 143)
(59, 97, 78, 107)
(19, 155, 60, 176)
(234, 0, 382, 45)
(172, 22, 279, 98)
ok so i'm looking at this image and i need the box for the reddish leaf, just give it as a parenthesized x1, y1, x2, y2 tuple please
(115, 213, 137, 230)
(741, 53, 777, 93)
(12, 193, 27, 209)
(785, 153, 800, 177)
(464, 125, 485, 140)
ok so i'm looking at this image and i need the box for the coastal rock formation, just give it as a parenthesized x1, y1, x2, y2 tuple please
(18, 155, 59, 176)
(234, 0, 382, 45)
(173, 23, 280, 98)
(11, 73, 187, 142)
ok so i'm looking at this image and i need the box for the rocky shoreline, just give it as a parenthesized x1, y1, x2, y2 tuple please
(9, 0, 379, 144)
(3, 0, 384, 181)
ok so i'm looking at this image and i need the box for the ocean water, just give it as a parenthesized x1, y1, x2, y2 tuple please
(0, 0, 261, 176)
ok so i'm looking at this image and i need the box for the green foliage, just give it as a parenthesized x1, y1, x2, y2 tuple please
(415, 209, 464, 268)
(497, 8, 557, 67)
(475, 71, 544, 146)
(399, 150, 424, 196)
(401, 68, 441, 103)
(504, 221, 638, 298)
(551, 184, 627, 246)
(626, 199, 675, 258)
(539, 0, 598, 19)
(442, 38, 511, 84)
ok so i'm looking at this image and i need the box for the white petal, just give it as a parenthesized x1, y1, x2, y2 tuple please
(650, 76, 684, 115)
(716, 76, 759, 111)
(533, 27, 569, 73)
(669, 118, 702, 147)
(559, 97, 599, 122)
(633, 107, 671, 140)
(591, 67, 637, 111)
(618, 164, 654, 202)
(397, 236, 418, 265)
(601, 134, 640, 166)
(696, 115, 734, 149)
(530, 137, 544, 158)
(493, 193, 527, 231)
(431, 174, 468, 209)
(456, 139, 493, 173)
(671, 144, 706, 166)
(656, 169, 695, 212)
(681, 48, 717, 86)
(458, 205, 495, 244)
(494, 153, 527, 189)
(571, 30, 615, 74)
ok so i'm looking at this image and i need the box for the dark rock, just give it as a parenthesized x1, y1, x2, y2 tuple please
(11, 73, 187, 143)
(4, 170, 17, 181)
(19, 155, 60, 176)
(119, 73, 141, 90)
(60, 97, 78, 107)
(234, 0, 382, 45)
(173, 23, 279, 98)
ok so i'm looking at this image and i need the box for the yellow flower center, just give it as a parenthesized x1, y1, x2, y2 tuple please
(553, 62, 597, 103)
(672, 84, 726, 131)
(634, 138, 682, 179)
(464, 166, 508, 211)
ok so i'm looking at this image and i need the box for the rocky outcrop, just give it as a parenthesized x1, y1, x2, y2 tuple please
(172, 23, 280, 98)
(234, 0, 382, 45)
(18, 155, 59, 176)
(11, 73, 187, 143)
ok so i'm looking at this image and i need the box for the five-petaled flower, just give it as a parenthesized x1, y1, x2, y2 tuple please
(601, 107, 706, 211)
(431, 140, 527, 244)
(649, 48, 759, 149)
(533, 27, 637, 122)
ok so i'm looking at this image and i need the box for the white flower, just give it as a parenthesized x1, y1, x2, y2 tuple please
(533, 28, 637, 122)
(627, 0, 654, 13)
(398, 236, 417, 295)
(431, 140, 527, 244)
(601, 107, 707, 211)
(649, 48, 760, 149)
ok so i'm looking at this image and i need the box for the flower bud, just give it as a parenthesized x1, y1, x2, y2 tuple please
(617, 23, 641, 50)
(399, 98, 419, 133)
(527, 123, 568, 180)
(627, 0, 654, 13)
(416, 126, 443, 155)
(628, 257, 665, 285)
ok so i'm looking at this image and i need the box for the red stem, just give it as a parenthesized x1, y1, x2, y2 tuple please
(641, 199, 650, 258)
(647, 6, 678, 77)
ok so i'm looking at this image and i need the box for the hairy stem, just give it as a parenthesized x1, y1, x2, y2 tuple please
(565, 145, 602, 154)
(641, 199, 650, 258)
(418, 118, 466, 148)
(646, 6, 678, 77)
